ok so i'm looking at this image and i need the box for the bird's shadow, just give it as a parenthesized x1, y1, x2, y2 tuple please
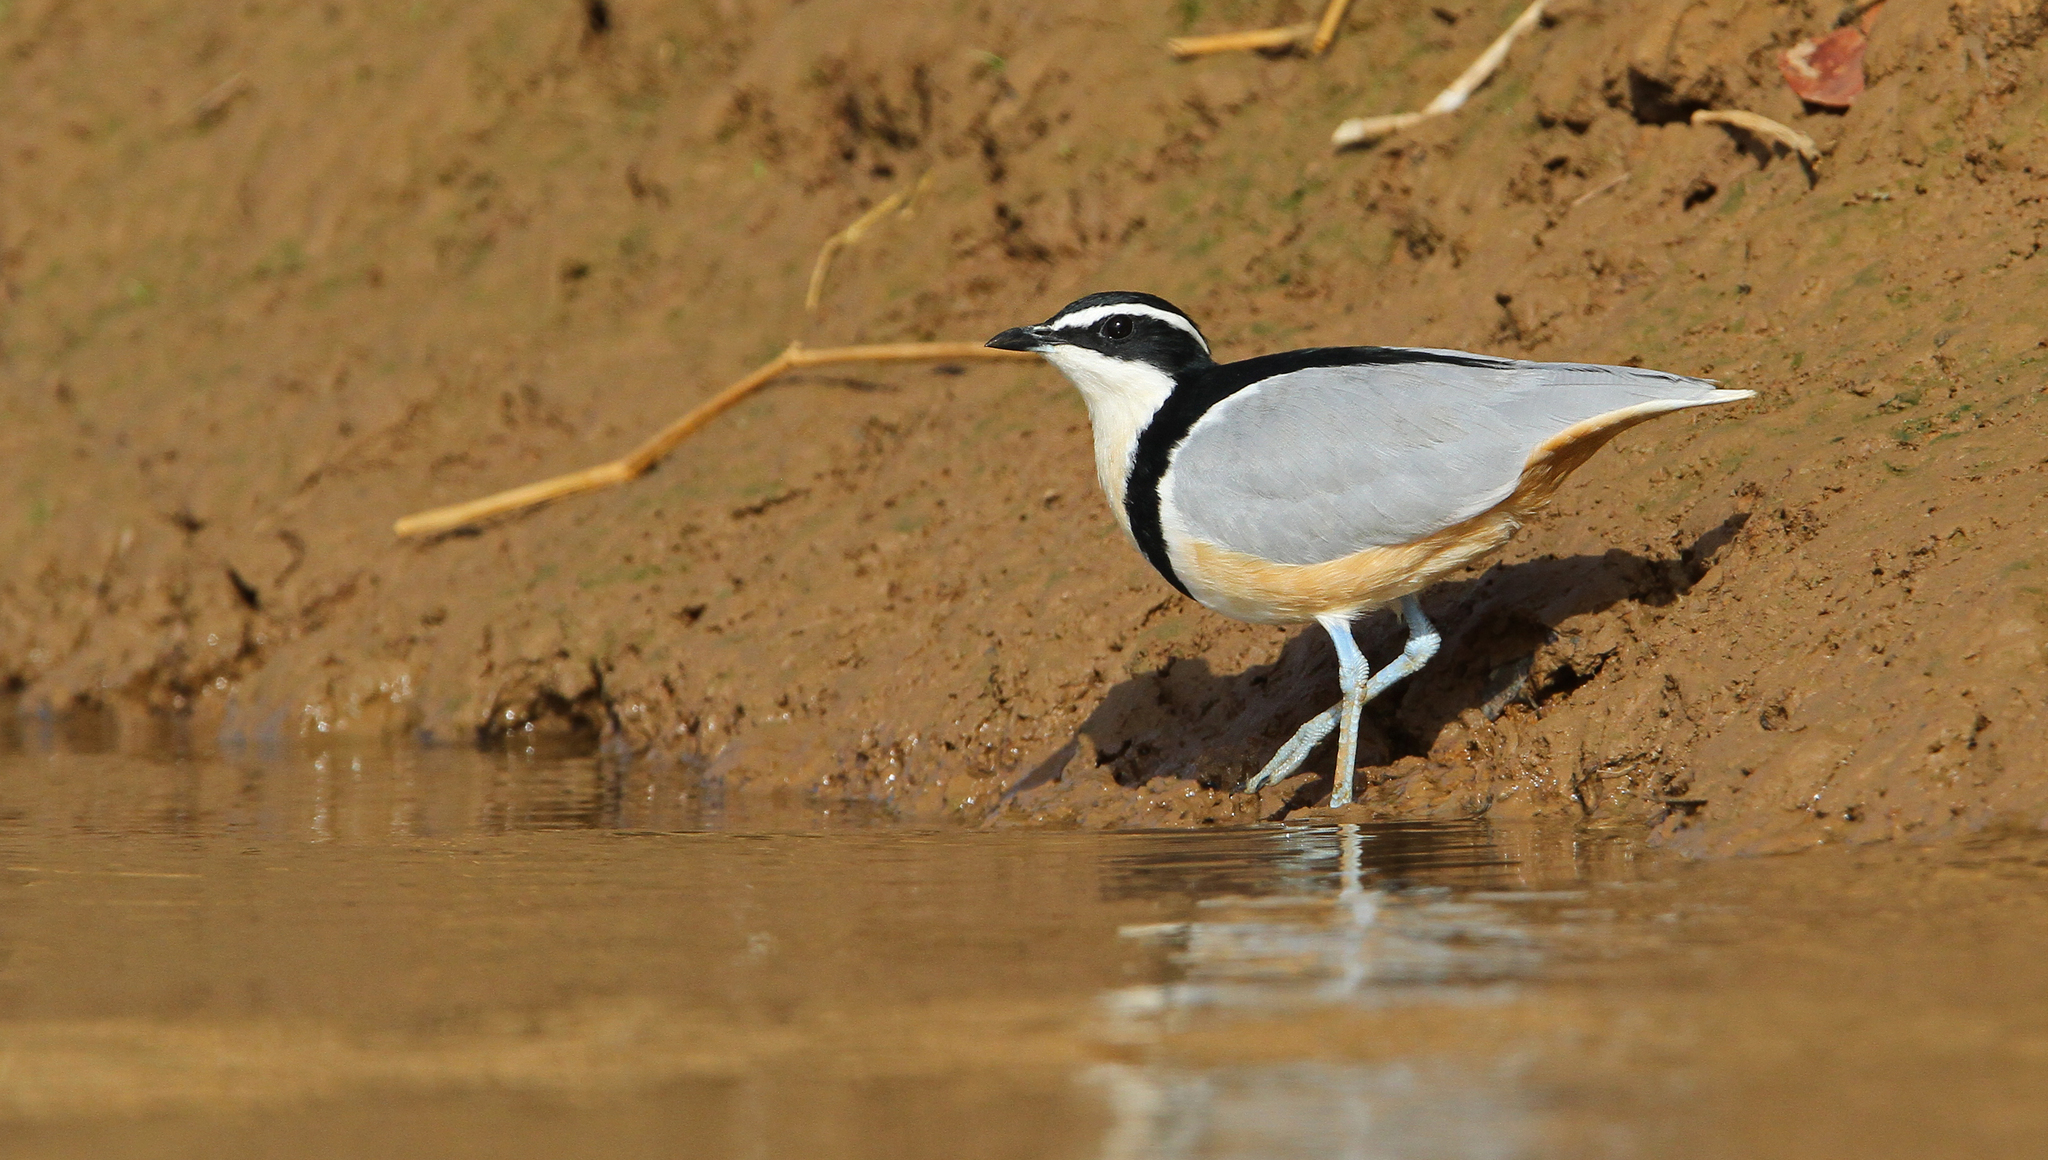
(1009, 512, 1749, 808)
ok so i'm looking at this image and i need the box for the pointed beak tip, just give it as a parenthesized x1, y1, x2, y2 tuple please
(985, 326, 1049, 353)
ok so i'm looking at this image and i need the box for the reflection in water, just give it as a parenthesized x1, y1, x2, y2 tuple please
(1110, 825, 1538, 1015)
(1092, 825, 1559, 1160)
(1098, 823, 1514, 903)
(1092, 1060, 1530, 1160)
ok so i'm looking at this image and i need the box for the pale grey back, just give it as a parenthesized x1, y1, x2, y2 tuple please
(1163, 354, 1737, 567)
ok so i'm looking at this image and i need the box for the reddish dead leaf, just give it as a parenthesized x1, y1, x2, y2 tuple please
(1781, 24, 1868, 108)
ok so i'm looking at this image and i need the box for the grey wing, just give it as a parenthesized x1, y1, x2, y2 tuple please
(1164, 354, 1738, 566)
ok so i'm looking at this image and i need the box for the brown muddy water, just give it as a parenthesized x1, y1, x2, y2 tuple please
(0, 740, 2044, 1159)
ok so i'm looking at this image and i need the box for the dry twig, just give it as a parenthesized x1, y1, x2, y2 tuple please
(1167, 22, 1315, 58)
(1331, 0, 1547, 149)
(1569, 171, 1630, 208)
(1689, 108, 1820, 165)
(1309, 0, 1357, 55)
(1166, 0, 1353, 58)
(804, 172, 931, 312)
(191, 74, 251, 128)
(392, 343, 1029, 538)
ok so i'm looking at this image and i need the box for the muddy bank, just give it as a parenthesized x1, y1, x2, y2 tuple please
(2, 0, 2045, 851)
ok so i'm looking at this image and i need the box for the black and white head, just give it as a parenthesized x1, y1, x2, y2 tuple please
(986, 292, 1214, 411)
(987, 291, 1211, 369)
(987, 291, 1216, 520)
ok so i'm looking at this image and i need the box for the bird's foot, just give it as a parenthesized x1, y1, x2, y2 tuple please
(1243, 703, 1341, 793)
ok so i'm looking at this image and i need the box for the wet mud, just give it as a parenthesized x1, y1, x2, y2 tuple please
(3, 0, 2047, 848)
(3, 745, 2047, 1158)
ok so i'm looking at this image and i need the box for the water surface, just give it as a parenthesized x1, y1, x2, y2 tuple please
(1, 743, 2044, 1158)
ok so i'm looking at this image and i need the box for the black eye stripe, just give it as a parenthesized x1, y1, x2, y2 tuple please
(1040, 313, 1212, 376)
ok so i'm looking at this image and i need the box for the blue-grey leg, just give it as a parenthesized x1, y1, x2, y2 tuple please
(1323, 613, 1372, 808)
(1334, 596, 1440, 805)
(1243, 596, 1443, 801)
(1244, 615, 1366, 795)
(1365, 596, 1440, 701)
(1244, 704, 1342, 792)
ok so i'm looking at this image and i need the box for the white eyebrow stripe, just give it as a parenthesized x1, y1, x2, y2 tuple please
(1049, 303, 1210, 354)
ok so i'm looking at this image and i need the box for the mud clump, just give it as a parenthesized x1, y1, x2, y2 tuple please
(2, 0, 2045, 853)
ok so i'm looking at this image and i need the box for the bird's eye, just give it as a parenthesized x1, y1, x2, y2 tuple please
(1099, 316, 1134, 341)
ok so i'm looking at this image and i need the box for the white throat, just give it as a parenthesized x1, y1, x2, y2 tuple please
(1043, 346, 1175, 538)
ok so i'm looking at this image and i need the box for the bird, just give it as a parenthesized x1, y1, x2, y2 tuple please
(986, 291, 1752, 807)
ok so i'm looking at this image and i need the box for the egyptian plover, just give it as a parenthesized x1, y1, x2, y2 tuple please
(988, 291, 1751, 805)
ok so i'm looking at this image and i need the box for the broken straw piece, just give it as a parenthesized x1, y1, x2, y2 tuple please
(1422, 0, 1548, 114)
(1568, 171, 1630, 209)
(1167, 23, 1315, 58)
(1166, 0, 1354, 59)
(804, 173, 929, 312)
(1332, 0, 1547, 149)
(1308, 0, 1356, 55)
(1330, 111, 1431, 146)
(1690, 109, 1820, 164)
